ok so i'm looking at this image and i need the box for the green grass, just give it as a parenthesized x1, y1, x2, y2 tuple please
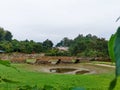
(26, 59, 36, 64)
(90, 61, 115, 66)
(0, 63, 118, 90)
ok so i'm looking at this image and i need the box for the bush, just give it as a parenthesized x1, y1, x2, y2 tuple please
(45, 49, 71, 56)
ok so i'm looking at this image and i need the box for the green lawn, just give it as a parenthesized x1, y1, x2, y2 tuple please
(0, 63, 119, 90)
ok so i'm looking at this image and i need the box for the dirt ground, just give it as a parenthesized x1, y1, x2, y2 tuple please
(18, 63, 115, 75)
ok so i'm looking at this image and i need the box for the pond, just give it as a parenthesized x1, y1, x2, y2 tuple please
(76, 70, 90, 74)
(50, 68, 77, 73)
(49, 68, 91, 75)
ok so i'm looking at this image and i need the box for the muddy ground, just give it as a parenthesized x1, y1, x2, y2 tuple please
(17, 63, 115, 75)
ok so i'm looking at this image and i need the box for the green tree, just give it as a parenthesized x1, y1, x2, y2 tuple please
(11, 39, 21, 52)
(18, 40, 33, 53)
(69, 41, 87, 55)
(43, 39, 53, 51)
(33, 42, 43, 53)
(0, 41, 13, 52)
(4, 31, 13, 41)
(56, 37, 73, 47)
(68, 34, 108, 57)
(0, 27, 4, 41)
(0, 27, 13, 41)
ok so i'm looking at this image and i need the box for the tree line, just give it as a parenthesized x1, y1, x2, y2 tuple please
(0, 27, 108, 57)
(55, 34, 108, 57)
(0, 27, 53, 53)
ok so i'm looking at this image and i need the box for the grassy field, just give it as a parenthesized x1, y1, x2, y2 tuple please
(0, 63, 119, 90)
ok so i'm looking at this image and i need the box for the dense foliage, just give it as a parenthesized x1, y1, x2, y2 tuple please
(56, 37, 73, 47)
(57, 34, 108, 57)
(0, 27, 12, 41)
(0, 27, 53, 53)
(0, 27, 108, 57)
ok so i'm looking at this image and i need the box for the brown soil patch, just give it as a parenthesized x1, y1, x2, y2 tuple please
(17, 63, 115, 75)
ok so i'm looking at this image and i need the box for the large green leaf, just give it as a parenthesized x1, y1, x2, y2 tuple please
(108, 27, 120, 90)
(108, 34, 116, 62)
(114, 27, 120, 76)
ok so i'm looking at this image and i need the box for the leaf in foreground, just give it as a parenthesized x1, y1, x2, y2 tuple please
(114, 27, 120, 76)
(108, 34, 116, 62)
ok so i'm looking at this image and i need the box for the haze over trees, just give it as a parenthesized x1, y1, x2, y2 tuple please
(0, 27, 108, 57)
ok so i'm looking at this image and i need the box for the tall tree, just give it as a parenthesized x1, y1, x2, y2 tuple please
(0, 27, 4, 41)
(56, 37, 73, 47)
(33, 42, 43, 53)
(43, 39, 53, 51)
(4, 31, 13, 41)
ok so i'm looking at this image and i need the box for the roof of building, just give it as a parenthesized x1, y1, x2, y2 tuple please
(0, 50, 5, 53)
(56, 47, 69, 51)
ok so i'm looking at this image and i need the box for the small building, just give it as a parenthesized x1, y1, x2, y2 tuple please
(0, 50, 5, 53)
(56, 47, 69, 51)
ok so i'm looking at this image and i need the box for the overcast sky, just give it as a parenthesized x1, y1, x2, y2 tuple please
(0, 0, 120, 44)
